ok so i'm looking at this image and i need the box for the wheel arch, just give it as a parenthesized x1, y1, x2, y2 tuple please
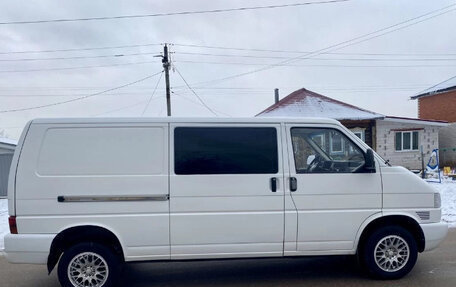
(355, 213, 425, 254)
(47, 225, 125, 274)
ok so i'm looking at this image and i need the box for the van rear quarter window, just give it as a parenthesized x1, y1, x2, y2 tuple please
(174, 127, 278, 174)
(37, 127, 165, 176)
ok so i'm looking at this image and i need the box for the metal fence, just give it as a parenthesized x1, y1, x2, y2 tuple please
(440, 147, 456, 168)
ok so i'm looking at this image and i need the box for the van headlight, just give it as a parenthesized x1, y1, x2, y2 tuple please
(434, 193, 441, 208)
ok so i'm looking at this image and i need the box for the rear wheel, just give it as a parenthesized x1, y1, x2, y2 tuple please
(58, 242, 122, 287)
(360, 226, 418, 279)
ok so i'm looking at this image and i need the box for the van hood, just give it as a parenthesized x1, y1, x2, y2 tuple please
(380, 166, 436, 195)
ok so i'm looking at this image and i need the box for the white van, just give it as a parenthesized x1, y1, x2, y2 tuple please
(5, 117, 447, 286)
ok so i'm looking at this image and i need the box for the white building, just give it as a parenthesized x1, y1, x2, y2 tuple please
(0, 137, 17, 197)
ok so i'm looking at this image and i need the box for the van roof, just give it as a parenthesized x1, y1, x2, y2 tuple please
(31, 117, 341, 125)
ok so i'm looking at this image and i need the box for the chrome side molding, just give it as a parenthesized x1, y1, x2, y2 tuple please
(57, 194, 169, 203)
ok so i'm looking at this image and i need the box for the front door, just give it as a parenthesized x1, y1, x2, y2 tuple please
(169, 123, 285, 259)
(285, 124, 382, 253)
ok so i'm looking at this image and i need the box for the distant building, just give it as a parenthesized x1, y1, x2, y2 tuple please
(411, 76, 456, 166)
(0, 137, 17, 197)
(411, 75, 456, 122)
(257, 88, 447, 170)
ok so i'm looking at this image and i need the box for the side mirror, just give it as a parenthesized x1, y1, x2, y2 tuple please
(364, 149, 376, 173)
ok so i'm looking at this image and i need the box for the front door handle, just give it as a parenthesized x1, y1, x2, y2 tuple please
(270, 177, 277, 192)
(290, 177, 297, 192)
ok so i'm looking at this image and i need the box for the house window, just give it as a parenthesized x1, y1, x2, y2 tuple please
(329, 131, 344, 153)
(395, 131, 419, 151)
(350, 128, 365, 142)
(311, 134, 325, 148)
(353, 132, 363, 140)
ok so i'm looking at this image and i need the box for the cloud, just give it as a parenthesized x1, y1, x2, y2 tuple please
(0, 0, 455, 138)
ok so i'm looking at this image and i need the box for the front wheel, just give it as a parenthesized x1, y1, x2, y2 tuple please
(57, 242, 122, 287)
(360, 226, 418, 279)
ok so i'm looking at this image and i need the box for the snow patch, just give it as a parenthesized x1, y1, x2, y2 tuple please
(261, 96, 382, 120)
(414, 75, 456, 98)
(258, 89, 383, 120)
(430, 178, 456, 228)
(0, 137, 18, 146)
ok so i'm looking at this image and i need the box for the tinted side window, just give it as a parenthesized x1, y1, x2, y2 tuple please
(174, 127, 278, 174)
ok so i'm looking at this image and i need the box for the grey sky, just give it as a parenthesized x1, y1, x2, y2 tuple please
(1, 0, 455, 139)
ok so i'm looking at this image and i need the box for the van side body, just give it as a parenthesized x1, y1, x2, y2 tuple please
(5, 117, 448, 284)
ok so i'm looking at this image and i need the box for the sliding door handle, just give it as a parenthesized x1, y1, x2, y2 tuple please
(270, 177, 277, 192)
(290, 177, 297, 192)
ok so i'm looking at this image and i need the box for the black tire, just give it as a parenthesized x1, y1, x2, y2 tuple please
(359, 225, 418, 280)
(57, 242, 122, 287)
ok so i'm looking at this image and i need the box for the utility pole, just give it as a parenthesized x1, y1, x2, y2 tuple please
(162, 44, 171, 116)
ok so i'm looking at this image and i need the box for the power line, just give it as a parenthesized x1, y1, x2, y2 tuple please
(415, 74, 456, 96)
(173, 65, 218, 116)
(0, 92, 162, 97)
(1, 57, 454, 74)
(141, 71, 163, 116)
(0, 84, 433, 97)
(172, 91, 232, 117)
(0, 51, 161, 62)
(0, 84, 433, 91)
(3, 54, 454, 75)
(177, 3, 456, 88)
(0, 43, 162, 55)
(286, 5, 456, 70)
(95, 100, 150, 116)
(173, 87, 425, 98)
(0, 1, 349, 25)
(173, 86, 429, 94)
(0, 59, 157, 73)
(311, 7, 456, 62)
(3, 41, 455, 57)
(174, 51, 456, 61)
(172, 43, 456, 57)
(94, 96, 165, 117)
(175, 59, 456, 68)
(0, 86, 429, 99)
(0, 70, 163, 113)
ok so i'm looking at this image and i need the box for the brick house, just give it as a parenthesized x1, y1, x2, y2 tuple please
(411, 75, 456, 166)
(257, 88, 447, 169)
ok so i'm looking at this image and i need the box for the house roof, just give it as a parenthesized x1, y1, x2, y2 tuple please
(411, 75, 456, 99)
(256, 88, 384, 120)
(0, 137, 17, 152)
(382, 116, 448, 127)
(0, 137, 17, 146)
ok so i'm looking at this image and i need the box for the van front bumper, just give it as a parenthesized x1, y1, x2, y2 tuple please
(4, 234, 55, 264)
(420, 222, 448, 252)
